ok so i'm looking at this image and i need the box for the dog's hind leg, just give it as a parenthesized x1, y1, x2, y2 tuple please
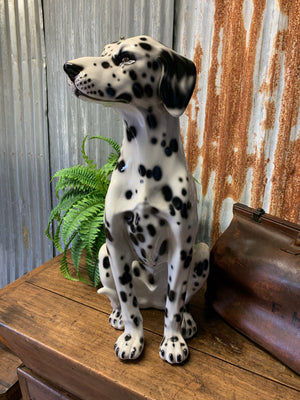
(181, 242, 209, 339)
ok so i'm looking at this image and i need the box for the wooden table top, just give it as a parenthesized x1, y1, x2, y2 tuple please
(0, 253, 299, 400)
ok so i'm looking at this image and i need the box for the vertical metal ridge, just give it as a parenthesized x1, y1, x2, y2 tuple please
(0, 0, 52, 288)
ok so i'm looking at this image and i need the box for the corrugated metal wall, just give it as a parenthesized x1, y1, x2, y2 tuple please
(175, 0, 300, 245)
(0, 0, 52, 288)
(1, 0, 299, 288)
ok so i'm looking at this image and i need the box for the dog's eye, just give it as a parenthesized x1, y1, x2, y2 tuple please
(113, 51, 136, 67)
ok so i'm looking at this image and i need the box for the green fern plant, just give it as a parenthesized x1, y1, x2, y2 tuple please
(46, 135, 120, 287)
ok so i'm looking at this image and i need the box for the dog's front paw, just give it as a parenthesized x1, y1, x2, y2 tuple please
(114, 331, 144, 360)
(181, 311, 197, 339)
(109, 308, 124, 330)
(159, 334, 189, 364)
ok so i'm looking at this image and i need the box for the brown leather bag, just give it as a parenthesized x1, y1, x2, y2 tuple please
(208, 203, 300, 374)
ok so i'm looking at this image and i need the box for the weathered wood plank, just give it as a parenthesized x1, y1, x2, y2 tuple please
(26, 255, 300, 392)
(0, 278, 299, 400)
(0, 342, 21, 400)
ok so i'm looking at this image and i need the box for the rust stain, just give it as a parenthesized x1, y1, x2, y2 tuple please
(22, 225, 30, 249)
(270, 0, 300, 223)
(201, 0, 266, 244)
(185, 40, 203, 174)
(183, 0, 299, 244)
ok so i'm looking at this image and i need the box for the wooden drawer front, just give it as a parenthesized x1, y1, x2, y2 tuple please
(17, 366, 80, 400)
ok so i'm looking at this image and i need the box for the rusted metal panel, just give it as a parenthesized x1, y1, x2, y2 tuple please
(175, 0, 300, 245)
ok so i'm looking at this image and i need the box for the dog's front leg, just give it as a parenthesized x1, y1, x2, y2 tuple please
(159, 238, 194, 364)
(105, 226, 144, 361)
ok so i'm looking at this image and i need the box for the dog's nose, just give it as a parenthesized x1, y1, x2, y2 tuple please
(63, 62, 84, 82)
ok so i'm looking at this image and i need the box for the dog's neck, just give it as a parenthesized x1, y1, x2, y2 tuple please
(115, 104, 184, 162)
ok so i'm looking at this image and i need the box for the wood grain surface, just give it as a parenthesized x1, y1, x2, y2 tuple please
(0, 254, 299, 399)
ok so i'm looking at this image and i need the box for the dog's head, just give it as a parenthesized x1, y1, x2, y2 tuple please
(64, 36, 196, 117)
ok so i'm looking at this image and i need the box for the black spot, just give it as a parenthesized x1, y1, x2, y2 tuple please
(182, 188, 187, 196)
(194, 260, 208, 276)
(133, 266, 140, 277)
(151, 207, 159, 214)
(147, 224, 156, 237)
(133, 296, 138, 307)
(164, 147, 172, 156)
(147, 113, 157, 129)
(139, 42, 152, 51)
(171, 336, 179, 342)
(141, 248, 146, 258)
(144, 84, 153, 97)
(120, 291, 127, 302)
(133, 317, 140, 327)
(132, 82, 144, 98)
(98, 89, 104, 96)
(187, 236, 192, 243)
(126, 126, 137, 142)
(162, 185, 173, 202)
(103, 256, 110, 269)
(119, 265, 132, 285)
(151, 137, 157, 144)
(161, 140, 166, 147)
(124, 211, 134, 224)
(105, 228, 113, 242)
(152, 61, 159, 70)
(172, 196, 183, 210)
(130, 233, 138, 246)
(170, 138, 178, 152)
(125, 190, 133, 199)
(168, 290, 176, 302)
(181, 203, 188, 219)
(140, 37, 147, 41)
(152, 165, 162, 181)
(184, 256, 192, 269)
(181, 250, 187, 260)
(136, 233, 145, 243)
(175, 314, 182, 323)
(169, 204, 176, 216)
(159, 240, 168, 255)
(106, 87, 116, 97)
(138, 164, 146, 177)
(116, 92, 132, 102)
(125, 334, 132, 341)
(129, 70, 137, 80)
(177, 354, 182, 363)
(102, 61, 110, 69)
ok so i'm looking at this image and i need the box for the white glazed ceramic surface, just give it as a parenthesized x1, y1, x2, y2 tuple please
(64, 36, 209, 364)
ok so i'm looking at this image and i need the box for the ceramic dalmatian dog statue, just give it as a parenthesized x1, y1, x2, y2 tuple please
(64, 36, 209, 364)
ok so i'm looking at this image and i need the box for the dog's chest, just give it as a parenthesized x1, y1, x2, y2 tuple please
(124, 204, 170, 267)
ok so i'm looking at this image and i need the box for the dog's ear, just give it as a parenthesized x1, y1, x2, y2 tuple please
(158, 49, 196, 117)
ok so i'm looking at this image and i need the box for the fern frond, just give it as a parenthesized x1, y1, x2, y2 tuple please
(81, 135, 97, 169)
(53, 166, 98, 195)
(61, 195, 105, 245)
(60, 232, 79, 281)
(79, 213, 104, 253)
(70, 233, 85, 273)
(85, 249, 100, 286)
(100, 151, 119, 179)
(53, 218, 64, 252)
(89, 135, 121, 155)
